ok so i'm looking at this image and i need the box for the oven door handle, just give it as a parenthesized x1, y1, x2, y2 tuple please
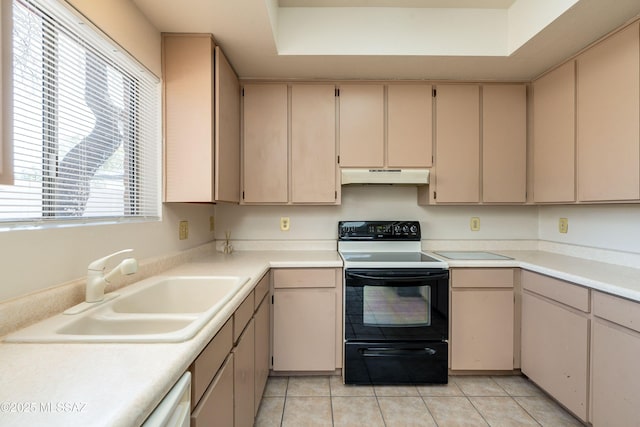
(346, 272, 449, 282)
(361, 347, 438, 357)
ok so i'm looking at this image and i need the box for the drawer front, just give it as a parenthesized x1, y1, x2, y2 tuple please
(191, 353, 234, 427)
(233, 291, 254, 342)
(273, 268, 337, 289)
(254, 272, 269, 310)
(521, 270, 589, 312)
(451, 268, 515, 288)
(594, 291, 640, 333)
(190, 319, 232, 409)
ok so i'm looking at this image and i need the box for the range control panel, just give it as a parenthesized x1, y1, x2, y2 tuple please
(338, 221, 421, 241)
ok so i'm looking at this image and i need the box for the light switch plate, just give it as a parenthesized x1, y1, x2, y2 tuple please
(470, 217, 480, 231)
(179, 221, 189, 240)
(559, 218, 568, 233)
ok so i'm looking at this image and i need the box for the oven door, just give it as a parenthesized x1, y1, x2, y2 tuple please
(344, 268, 449, 342)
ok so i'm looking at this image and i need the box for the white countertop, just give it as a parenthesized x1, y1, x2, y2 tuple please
(0, 248, 638, 426)
(0, 250, 342, 427)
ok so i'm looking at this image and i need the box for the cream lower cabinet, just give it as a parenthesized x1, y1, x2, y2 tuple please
(591, 291, 640, 426)
(450, 268, 515, 370)
(189, 272, 271, 427)
(521, 270, 590, 422)
(272, 268, 342, 372)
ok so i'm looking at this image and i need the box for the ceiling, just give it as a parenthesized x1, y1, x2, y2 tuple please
(132, 0, 640, 81)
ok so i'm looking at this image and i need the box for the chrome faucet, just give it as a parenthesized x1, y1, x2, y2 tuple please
(86, 249, 138, 303)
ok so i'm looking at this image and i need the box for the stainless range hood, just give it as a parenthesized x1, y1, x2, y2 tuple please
(341, 169, 429, 185)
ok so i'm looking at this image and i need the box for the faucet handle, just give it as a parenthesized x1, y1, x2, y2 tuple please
(88, 249, 134, 272)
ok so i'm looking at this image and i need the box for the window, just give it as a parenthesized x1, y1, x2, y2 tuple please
(0, 0, 160, 225)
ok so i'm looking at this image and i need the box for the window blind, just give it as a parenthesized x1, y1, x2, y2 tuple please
(0, 0, 161, 225)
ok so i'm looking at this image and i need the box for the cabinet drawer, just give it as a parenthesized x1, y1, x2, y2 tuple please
(451, 268, 514, 288)
(254, 273, 269, 310)
(594, 291, 640, 333)
(521, 270, 589, 312)
(234, 291, 254, 342)
(191, 353, 234, 427)
(190, 319, 232, 409)
(273, 268, 337, 289)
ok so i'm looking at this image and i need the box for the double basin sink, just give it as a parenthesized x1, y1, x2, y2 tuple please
(5, 275, 250, 343)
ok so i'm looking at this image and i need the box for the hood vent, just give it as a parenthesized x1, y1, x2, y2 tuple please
(341, 169, 429, 185)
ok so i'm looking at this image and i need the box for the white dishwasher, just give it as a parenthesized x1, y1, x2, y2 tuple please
(142, 372, 191, 427)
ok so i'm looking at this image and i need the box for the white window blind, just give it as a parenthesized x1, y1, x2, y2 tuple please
(0, 0, 161, 225)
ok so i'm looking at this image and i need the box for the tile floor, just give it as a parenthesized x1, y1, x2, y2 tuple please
(254, 375, 585, 427)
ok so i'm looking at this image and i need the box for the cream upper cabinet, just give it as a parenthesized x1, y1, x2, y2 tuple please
(482, 85, 527, 203)
(163, 34, 240, 203)
(215, 47, 241, 203)
(432, 85, 480, 203)
(576, 22, 640, 202)
(291, 84, 337, 203)
(242, 84, 288, 203)
(339, 84, 384, 167)
(387, 84, 433, 168)
(532, 61, 576, 203)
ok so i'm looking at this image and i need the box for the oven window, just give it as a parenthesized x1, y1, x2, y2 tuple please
(363, 285, 431, 327)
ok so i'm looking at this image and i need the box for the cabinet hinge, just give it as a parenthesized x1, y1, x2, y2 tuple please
(335, 191, 337, 200)
(242, 191, 245, 200)
(271, 295, 274, 304)
(271, 356, 274, 365)
(433, 191, 437, 200)
(241, 88, 244, 96)
(432, 88, 436, 97)
(337, 155, 340, 164)
(335, 88, 340, 96)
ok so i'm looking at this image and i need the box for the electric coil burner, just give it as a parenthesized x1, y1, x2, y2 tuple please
(338, 221, 449, 385)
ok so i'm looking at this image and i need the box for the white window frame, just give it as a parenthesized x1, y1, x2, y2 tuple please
(0, 0, 161, 229)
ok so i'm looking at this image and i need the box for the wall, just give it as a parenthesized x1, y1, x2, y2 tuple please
(0, 1, 214, 304)
(214, 185, 539, 243)
(538, 204, 640, 254)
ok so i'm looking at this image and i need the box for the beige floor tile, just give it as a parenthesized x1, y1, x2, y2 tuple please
(264, 376, 288, 397)
(331, 396, 385, 427)
(417, 380, 465, 397)
(374, 384, 420, 397)
(329, 375, 375, 397)
(287, 376, 331, 397)
(282, 397, 333, 427)
(378, 396, 437, 427)
(255, 397, 285, 427)
(491, 375, 544, 397)
(453, 376, 509, 396)
(470, 396, 538, 426)
(515, 396, 584, 426)
(423, 397, 489, 427)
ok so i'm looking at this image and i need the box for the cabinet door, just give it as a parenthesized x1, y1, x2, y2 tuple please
(451, 289, 514, 370)
(339, 85, 384, 167)
(291, 84, 337, 203)
(592, 320, 640, 426)
(163, 35, 214, 202)
(215, 46, 240, 203)
(482, 85, 526, 203)
(254, 295, 270, 416)
(532, 61, 576, 203)
(387, 84, 433, 168)
(576, 22, 640, 202)
(521, 292, 588, 421)
(242, 84, 288, 203)
(273, 289, 336, 371)
(191, 354, 234, 427)
(434, 85, 480, 203)
(233, 319, 255, 427)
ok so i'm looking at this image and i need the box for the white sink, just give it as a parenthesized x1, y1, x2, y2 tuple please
(4, 275, 250, 343)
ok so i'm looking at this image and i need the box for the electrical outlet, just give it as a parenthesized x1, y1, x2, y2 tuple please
(280, 217, 290, 231)
(209, 216, 215, 232)
(470, 217, 480, 231)
(179, 220, 189, 240)
(559, 217, 569, 233)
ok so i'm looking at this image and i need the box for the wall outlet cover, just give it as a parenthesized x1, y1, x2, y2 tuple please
(559, 218, 569, 234)
(470, 217, 480, 231)
(280, 217, 290, 231)
(179, 220, 189, 240)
